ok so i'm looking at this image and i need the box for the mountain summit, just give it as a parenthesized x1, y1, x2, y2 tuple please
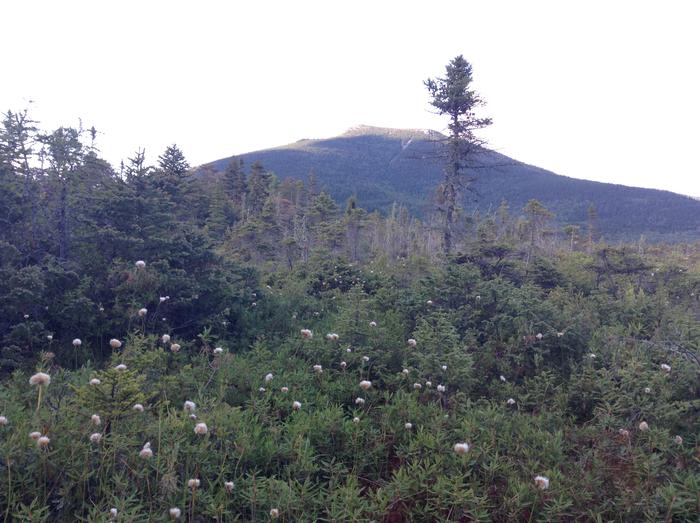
(204, 126, 700, 241)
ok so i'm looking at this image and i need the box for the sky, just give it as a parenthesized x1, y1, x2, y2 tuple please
(2, 0, 699, 197)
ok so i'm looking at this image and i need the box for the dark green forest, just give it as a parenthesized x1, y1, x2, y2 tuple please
(0, 109, 699, 522)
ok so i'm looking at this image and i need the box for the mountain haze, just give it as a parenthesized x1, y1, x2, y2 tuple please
(205, 125, 700, 241)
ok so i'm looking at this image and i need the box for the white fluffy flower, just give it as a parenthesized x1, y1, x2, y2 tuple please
(89, 378, 101, 386)
(162, 334, 171, 344)
(170, 343, 181, 353)
(0, 415, 7, 426)
(674, 435, 683, 445)
(259, 387, 266, 393)
(507, 398, 516, 406)
(110, 508, 118, 519)
(135, 260, 146, 269)
(353, 416, 360, 423)
(402, 368, 410, 376)
(453, 442, 470, 455)
(638, 421, 649, 432)
(437, 384, 446, 393)
(187, 478, 200, 489)
(29, 372, 51, 386)
(184, 400, 196, 412)
(224, 480, 234, 493)
(281, 386, 289, 393)
(91, 414, 101, 426)
(270, 508, 280, 519)
(213, 347, 223, 354)
(413, 383, 422, 390)
(138, 308, 148, 317)
(340, 361, 347, 369)
(618, 428, 630, 438)
(359, 380, 372, 391)
(313, 364, 323, 374)
(534, 475, 549, 490)
(194, 423, 208, 435)
(355, 397, 365, 406)
(169, 507, 181, 519)
(535, 333, 543, 340)
(90, 432, 102, 443)
(115, 364, 127, 372)
(73, 338, 82, 347)
(660, 363, 671, 372)
(407, 338, 417, 347)
(300, 329, 313, 339)
(264, 373, 274, 383)
(425, 381, 432, 388)
(369, 321, 377, 327)
(441, 365, 447, 371)
(292, 401, 302, 410)
(133, 403, 144, 412)
(644, 387, 651, 394)
(326, 333, 339, 341)
(426, 299, 433, 305)
(37, 435, 50, 448)
(109, 339, 122, 349)
(362, 356, 369, 362)
(46, 334, 53, 341)
(404, 422, 412, 429)
(140, 442, 153, 458)
(499, 375, 506, 382)
(29, 431, 42, 440)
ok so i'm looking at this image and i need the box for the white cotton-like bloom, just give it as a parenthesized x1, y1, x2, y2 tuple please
(340, 361, 347, 369)
(425, 381, 432, 388)
(135, 260, 146, 269)
(618, 428, 630, 438)
(660, 363, 671, 372)
(187, 478, 200, 489)
(557, 331, 564, 337)
(184, 400, 196, 412)
(29, 431, 42, 440)
(264, 373, 274, 383)
(437, 385, 446, 393)
(73, 338, 82, 347)
(402, 368, 410, 376)
(534, 475, 549, 490)
(133, 403, 144, 412)
(300, 329, 313, 339)
(639, 421, 649, 432)
(407, 338, 417, 347)
(90, 378, 101, 386)
(194, 423, 208, 435)
(109, 338, 122, 349)
(0, 415, 7, 426)
(170, 343, 181, 353)
(91, 414, 101, 426)
(292, 401, 302, 410)
(475, 295, 481, 301)
(355, 397, 365, 406)
(313, 364, 323, 374)
(589, 353, 596, 359)
(115, 364, 127, 371)
(140, 442, 153, 458)
(359, 380, 372, 390)
(353, 416, 360, 423)
(46, 334, 53, 341)
(426, 300, 433, 305)
(441, 365, 447, 371)
(326, 333, 339, 341)
(224, 480, 234, 493)
(213, 347, 223, 354)
(160, 296, 167, 303)
(138, 308, 148, 317)
(110, 508, 118, 519)
(499, 375, 506, 382)
(346, 348, 352, 353)
(453, 442, 470, 455)
(29, 372, 51, 386)
(169, 507, 181, 519)
(270, 508, 280, 519)
(162, 334, 171, 344)
(369, 321, 377, 327)
(644, 387, 651, 394)
(37, 435, 50, 448)
(674, 435, 683, 445)
(535, 333, 543, 340)
(507, 398, 516, 406)
(413, 383, 422, 390)
(362, 356, 369, 362)
(281, 386, 289, 393)
(90, 432, 102, 443)
(404, 422, 412, 429)
(259, 387, 266, 393)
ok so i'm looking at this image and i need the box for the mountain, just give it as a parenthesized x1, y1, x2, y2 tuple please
(203, 125, 700, 241)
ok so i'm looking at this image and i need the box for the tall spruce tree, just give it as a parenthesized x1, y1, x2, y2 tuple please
(425, 56, 492, 254)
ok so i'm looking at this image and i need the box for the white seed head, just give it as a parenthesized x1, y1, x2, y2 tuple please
(362, 356, 369, 362)
(313, 364, 323, 374)
(535, 333, 543, 340)
(674, 435, 683, 445)
(281, 386, 289, 393)
(292, 401, 302, 410)
(660, 363, 671, 372)
(589, 353, 596, 359)
(72, 338, 82, 347)
(453, 442, 470, 455)
(340, 361, 347, 369)
(132, 403, 144, 412)
(140, 442, 153, 458)
(170, 343, 181, 353)
(353, 416, 360, 423)
(369, 321, 377, 327)
(29, 431, 41, 440)
(346, 348, 352, 353)
(644, 387, 651, 394)
(557, 331, 564, 337)
(46, 334, 53, 341)
(0, 415, 7, 426)
(437, 384, 446, 393)
(270, 508, 280, 518)
(184, 401, 196, 412)
(507, 398, 516, 406)
(300, 329, 313, 339)
(115, 364, 127, 372)
(534, 475, 549, 490)
(37, 435, 50, 448)
(413, 383, 422, 390)
(259, 387, 266, 393)
(359, 380, 372, 390)
(404, 422, 412, 429)
(29, 372, 51, 386)
(264, 373, 274, 383)
(402, 368, 410, 375)
(639, 421, 649, 432)
(194, 423, 208, 435)
(187, 478, 200, 489)
(425, 381, 432, 388)
(135, 260, 146, 269)
(138, 308, 148, 317)
(90, 432, 102, 443)
(224, 480, 234, 493)
(110, 508, 118, 518)
(407, 338, 417, 347)
(162, 334, 171, 344)
(355, 397, 365, 406)
(213, 347, 223, 354)
(89, 378, 101, 386)
(109, 338, 122, 349)
(91, 414, 101, 426)
(441, 365, 447, 371)
(426, 299, 433, 305)
(169, 507, 181, 519)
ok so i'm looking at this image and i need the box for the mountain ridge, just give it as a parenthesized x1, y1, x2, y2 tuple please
(202, 126, 700, 241)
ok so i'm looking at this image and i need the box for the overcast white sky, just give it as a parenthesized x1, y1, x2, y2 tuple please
(2, 0, 699, 196)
